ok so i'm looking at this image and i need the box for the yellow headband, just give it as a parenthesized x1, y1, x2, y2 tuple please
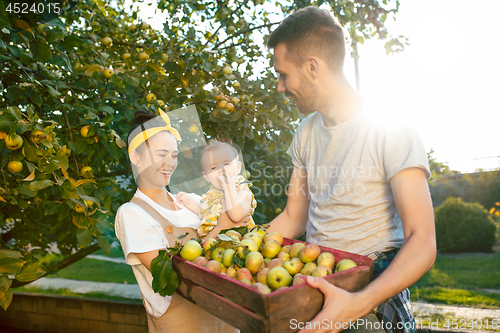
(128, 110, 182, 153)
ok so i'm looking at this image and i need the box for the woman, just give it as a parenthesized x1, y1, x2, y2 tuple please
(115, 110, 244, 333)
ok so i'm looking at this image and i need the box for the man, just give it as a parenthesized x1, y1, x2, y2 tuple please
(266, 6, 436, 333)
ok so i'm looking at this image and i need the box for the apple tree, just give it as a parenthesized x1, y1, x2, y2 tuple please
(0, 0, 404, 309)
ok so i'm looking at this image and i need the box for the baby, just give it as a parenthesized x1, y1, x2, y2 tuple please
(177, 141, 256, 238)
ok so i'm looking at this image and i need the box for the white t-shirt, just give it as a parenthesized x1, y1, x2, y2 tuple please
(287, 110, 430, 256)
(115, 189, 202, 317)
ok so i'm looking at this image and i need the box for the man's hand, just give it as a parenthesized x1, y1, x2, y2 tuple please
(204, 211, 250, 240)
(297, 276, 371, 333)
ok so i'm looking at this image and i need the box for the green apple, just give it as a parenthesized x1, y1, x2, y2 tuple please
(102, 37, 112, 46)
(266, 258, 284, 269)
(263, 232, 284, 246)
(236, 267, 252, 281)
(298, 244, 321, 263)
(335, 259, 357, 273)
(251, 282, 271, 295)
(123, 52, 131, 61)
(202, 237, 218, 251)
(261, 239, 281, 259)
(289, 243, 305, 258)
(205, 260, 222, 273)
(242, 232, 262, 248)
(283, 258, 304, 276)
(300, 262, 317, 275)
(239, 279, 252, 286)
(192, 256, 208, 267)
(267, 267, 292, 291)
(256, 267, 270, 285)
(8, 161, 23, 173)
(245, 251, 264, 275)
(317, 252, 335, 270)
(180, 240, 203, 261)
(227, 25, 235, 34)
(211, 247, 225, 262)
(240, 239, 259, 252)
(4, 134, 23, 150)
(312, 265, 333, 277)
(222, 66, 232, 75)
(222, 249, 235, 267)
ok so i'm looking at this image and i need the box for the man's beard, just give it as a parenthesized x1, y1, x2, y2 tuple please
(289, 74, 318, 115)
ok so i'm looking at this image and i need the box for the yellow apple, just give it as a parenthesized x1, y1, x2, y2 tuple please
(4, 134, 23, 150)
(8, 161, 23, 173)
(141, 22, 149, 30)
(222, 66, 232, 75)
(80, 126, 90, 138)
(225, 102, 235, 113)
(161, 53, 168, 62)
(30, 129, 44, 143)
(139, 52, 149, 61)
(232, 81, 241, 88)
(267, 267, 292, 290)
(80, 166, 93, 178)
(188, 124, 199, 134)
(157, 99, 165, 107)
(103, 68, 114, 79)
(130, 24, 137, 30)
(202, 238, 218, 252)
(180, 240, 203, 261)
(218, 100, 227, 109)
(227, 25, 235, 34)
(275, 207, 282, 214)
(231, 97, 240, 106)
(62, 145, 71, 156)
(335, 259, 357, 273)
(122, 52, 131, 61)
(75, 204, 85, 214)
(146, 93, 156, 102)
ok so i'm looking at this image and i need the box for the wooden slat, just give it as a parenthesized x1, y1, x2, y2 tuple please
(176, 278, 268, 333)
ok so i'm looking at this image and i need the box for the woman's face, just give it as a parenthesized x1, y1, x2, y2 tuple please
(129, 131, 178, 189)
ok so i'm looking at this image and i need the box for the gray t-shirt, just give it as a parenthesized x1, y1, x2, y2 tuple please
(287, 110, 430, 256)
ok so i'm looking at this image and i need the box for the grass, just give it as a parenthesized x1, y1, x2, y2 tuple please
(14, 286, 142, 304)
(93, 244, 126, 258)
(409, 252, 500, 308)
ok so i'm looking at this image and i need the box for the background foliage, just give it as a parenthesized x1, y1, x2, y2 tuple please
(0, 0, 403, 309)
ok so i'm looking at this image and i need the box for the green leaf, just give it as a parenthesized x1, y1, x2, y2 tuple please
(26, 89, 43, 106)
(125, 75, 139, 87)
(97, 237, 111, 255)
(60, 180, 78, 199)
(15, 260, 46, 282)
(29, 180, 54, 192)
(0, 250, 26, 275)
(76, 228, 92, 248)
(0, 274, 12, 289)
(61, 35, 82, 49)
(37, 37, 51, 62)
(0, 283, 13, 311)
(151, 259, 168, 292)
(98, 106, 114, 114)
(0, 112, 19, 132)
(160, 259, 179, 296)
(217, 234, 234, 242)
(52, 151, 69, 170)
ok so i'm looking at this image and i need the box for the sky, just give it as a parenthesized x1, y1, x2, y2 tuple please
(136, 0, 500, 174)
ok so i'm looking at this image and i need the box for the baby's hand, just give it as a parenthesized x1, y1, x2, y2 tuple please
(177, 192, 190, 205)
(218, 171, 237, 189)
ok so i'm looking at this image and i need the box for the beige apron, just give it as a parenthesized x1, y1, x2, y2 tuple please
(130, 197, 238, 333)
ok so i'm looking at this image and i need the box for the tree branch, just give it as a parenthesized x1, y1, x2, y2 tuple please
(212, 22, 279, 49)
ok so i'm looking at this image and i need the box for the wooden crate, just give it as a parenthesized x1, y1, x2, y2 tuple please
(172, 238, 373, 333)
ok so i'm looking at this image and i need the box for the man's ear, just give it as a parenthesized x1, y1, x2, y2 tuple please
(129, 150, 141, 166)
(307, 56, 320, 80)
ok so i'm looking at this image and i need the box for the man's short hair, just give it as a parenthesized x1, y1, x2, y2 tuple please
(267, 6, 346, 72)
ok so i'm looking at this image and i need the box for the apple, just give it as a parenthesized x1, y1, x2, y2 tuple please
(192, 256, 208, 267)
(277, 251, 290, 261)
(231, 97, 239, 106)
(298, 244, 321, 263)
(263, 232, 284, 246)
(202, 237, 218, 252)
(141, 22, 149, 30)
(300, 262, 317, 275)
(225, 102, 235, 112)
(239, 279, 252, 286)
(232, 81, 241, 88)
(103, 68, 114, 79)
(236, 268, 252, 281)
(242, 170, 251, 180)
(30, 129, 44, 143)
(275, 207, 283, 214)
(84, 200, 94, 209)
(4, 134, 23, 150)
(222, 249, 235, 267)
(261, 239, 281, 259)
(256, 267, 270, 285)
(80, 126, 90, 138)
(227, 25, 235, 34)
(283, 258, 304, 276)
(226, 265, 237, 278)
(161, 53, 169, 62)
(317, 252, 335, 270)
(293, 273, 308, 286)
(80, 166, 93, 178)
(222, 66, 232, 75)
(157, 99, 165, 107)
(102, 37, 112, 46)
(245, 251, 264, 275)
(281, 245, 291, 254)
(289, 242, 305, 258)
(75, 204, 85, 214)
(130, 24, 137, 30)
(180, 240, 203, 261)
(225, 230, 243, 241)
(220, 264, 227, 274)
(188, 124, 199, 134)
(205, 260, 222, 273)
(239, 239, 258, 252)
(62, 145, 71, 156)
(139, 52, 149, 61)
(312, 265, 333, 277)
(242, 232, 262, 248)
(123, 52, 131, 61)
(8, 161, 23, 173)
(34, 197, 42, 205)
(146, 93, 157, 102)
(335, 259, 357, 273)
(266, 258, 284, 269)
(267, 267, 292, 291)
(215, 94, 224, 101)
(210, 247, 225, 262)
(218, 100, 227, 109)
(251, 282, 271, 295)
